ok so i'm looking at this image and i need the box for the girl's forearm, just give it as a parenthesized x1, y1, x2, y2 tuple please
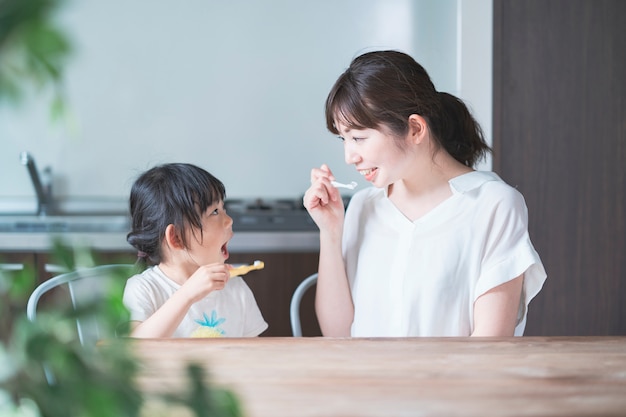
(130, 289, 193, 338)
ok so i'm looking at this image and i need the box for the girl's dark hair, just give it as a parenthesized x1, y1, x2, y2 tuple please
(126, 163, 225, 265)
(325, 50, 490, 167)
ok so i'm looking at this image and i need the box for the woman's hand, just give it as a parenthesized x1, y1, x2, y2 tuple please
(180, 263, 230, 304)
(303, 164, 346, 233)
(303, 164, 354, 336)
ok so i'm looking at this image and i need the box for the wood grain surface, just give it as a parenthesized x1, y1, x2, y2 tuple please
(127, 336, 626, 417)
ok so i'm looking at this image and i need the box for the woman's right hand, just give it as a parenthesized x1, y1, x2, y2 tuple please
(303, 164, 346, 233)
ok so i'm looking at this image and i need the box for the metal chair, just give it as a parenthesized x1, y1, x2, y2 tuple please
(0, 263, 25, 272)
(26, 264, 136, 346)
(26, 264, 136, 384)
(289, 272, 317, 337)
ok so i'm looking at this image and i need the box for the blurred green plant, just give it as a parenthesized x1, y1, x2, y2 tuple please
(0, 240, 243, 417)
(0, 0, 72, 119)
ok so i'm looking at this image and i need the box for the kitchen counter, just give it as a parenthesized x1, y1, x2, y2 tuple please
(0, 197, 320, 253)
(0, 230, 319, 253)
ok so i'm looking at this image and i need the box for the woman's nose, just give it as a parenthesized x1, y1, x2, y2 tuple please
(344, 145, 360, 165)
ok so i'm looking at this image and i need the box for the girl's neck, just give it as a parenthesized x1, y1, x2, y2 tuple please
(158, 262, 195, 286)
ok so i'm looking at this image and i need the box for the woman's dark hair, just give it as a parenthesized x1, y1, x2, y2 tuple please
(325, 50, 490, 167)
(127, 163, 225, 265)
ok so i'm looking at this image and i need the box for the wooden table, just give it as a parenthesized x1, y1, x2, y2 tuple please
(131, 337, 626, 417)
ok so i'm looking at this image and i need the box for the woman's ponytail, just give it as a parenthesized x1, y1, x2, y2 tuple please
(435, 92, 491, 167)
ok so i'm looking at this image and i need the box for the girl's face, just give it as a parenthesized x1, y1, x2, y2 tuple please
(337, 122, 413, 188)
(185, 200, 234, 265)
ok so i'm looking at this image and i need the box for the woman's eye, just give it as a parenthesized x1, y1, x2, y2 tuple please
(337, 136, 345, 142)
(352, 137, 364, 142)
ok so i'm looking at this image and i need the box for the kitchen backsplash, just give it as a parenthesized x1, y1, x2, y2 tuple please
(0, 0, 490, 200)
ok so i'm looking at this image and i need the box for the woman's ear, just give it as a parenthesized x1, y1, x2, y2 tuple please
(408, 114, 428, 144)
(164, 224, 185, 250)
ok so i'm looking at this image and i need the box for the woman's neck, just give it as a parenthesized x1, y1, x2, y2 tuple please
(388, 151, 472, 221)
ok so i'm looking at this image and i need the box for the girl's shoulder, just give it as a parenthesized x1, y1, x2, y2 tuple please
(126, 266, 172, 290)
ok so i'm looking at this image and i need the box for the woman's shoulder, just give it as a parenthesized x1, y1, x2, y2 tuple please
(451, 171, 524, 200)
(347, 185, 384, 207)
(451, 171, 530, 221)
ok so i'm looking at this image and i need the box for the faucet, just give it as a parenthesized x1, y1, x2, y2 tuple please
(20, 151, 54, 216)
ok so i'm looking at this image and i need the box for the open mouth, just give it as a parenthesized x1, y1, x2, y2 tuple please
(359, 167, 378, 182)
(221, 242, 229, 260)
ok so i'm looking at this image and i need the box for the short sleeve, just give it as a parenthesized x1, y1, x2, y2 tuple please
(122, 275, 157, 322)
(474, 186, 547, 335)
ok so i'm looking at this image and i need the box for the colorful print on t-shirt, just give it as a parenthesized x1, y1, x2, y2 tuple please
(191, 310, 226, 338)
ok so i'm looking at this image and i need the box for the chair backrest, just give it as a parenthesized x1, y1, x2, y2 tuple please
(0, 263, 25, 272)
(26, 264, 136, 346)
(289, 272, 317, 337)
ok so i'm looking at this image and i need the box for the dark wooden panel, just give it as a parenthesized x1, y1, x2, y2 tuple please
(231, 252, 320, 337)
(493, 0, 626, 335)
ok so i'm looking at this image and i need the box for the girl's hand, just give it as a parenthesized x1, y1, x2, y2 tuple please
(181, 263, 230, 304)
(303, 164, 345, 233)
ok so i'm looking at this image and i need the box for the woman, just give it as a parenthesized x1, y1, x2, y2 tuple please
(303, 50, 546, 337)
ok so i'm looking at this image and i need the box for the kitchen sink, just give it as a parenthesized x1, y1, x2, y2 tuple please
(0, 196, 130, 233)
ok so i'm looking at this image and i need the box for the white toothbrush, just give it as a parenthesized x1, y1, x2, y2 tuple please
(331, 180, 358, 190)
(229, 260, 265, 277)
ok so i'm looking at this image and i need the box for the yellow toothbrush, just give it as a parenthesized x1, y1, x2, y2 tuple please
(229, 260, 265, 277)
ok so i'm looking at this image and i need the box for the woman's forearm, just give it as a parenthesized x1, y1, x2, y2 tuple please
(315, 230, 354, 336)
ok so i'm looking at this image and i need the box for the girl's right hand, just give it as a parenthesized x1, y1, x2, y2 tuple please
(181, 263, 230, 304)
(303, 164, 345, 233)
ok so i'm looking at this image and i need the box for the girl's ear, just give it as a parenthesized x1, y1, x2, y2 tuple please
(164, 224, 185, 250)
(408, 114, 428, 145)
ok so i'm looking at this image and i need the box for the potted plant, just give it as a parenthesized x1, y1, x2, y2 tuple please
(0, 240, 243, 417)
(1, 2, 242, 415)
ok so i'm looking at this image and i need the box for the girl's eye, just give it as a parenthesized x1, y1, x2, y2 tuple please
(337, 136, 345, 142)
(211, 208, 219, 215)
(352, 137, 364, 142)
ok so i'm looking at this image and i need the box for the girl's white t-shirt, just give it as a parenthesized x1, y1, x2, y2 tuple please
(343, 171, 547, 337)
(123, 266, 268, 337)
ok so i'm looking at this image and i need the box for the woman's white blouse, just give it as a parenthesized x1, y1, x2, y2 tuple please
(343, 171, 547, 337)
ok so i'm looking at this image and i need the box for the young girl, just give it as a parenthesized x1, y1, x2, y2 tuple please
(123, 163, 268, 338)
(303, 50, 547, 337)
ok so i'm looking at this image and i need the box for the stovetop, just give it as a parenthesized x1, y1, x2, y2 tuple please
(224, 197, 350, 232)
(225, 198, 316, 231)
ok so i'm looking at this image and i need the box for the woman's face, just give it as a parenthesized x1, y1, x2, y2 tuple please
(337, 122, 413, 188)
(185, 200, 234, 265)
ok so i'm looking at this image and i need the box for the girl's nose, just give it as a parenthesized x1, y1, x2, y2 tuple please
(225, 213, 234, 227)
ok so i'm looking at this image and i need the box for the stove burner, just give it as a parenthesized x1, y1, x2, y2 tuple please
(224, 198, 314, 231)
(225, 198, 305, 213)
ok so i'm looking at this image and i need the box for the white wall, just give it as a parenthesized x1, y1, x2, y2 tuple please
(0, 0, 491, 203)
